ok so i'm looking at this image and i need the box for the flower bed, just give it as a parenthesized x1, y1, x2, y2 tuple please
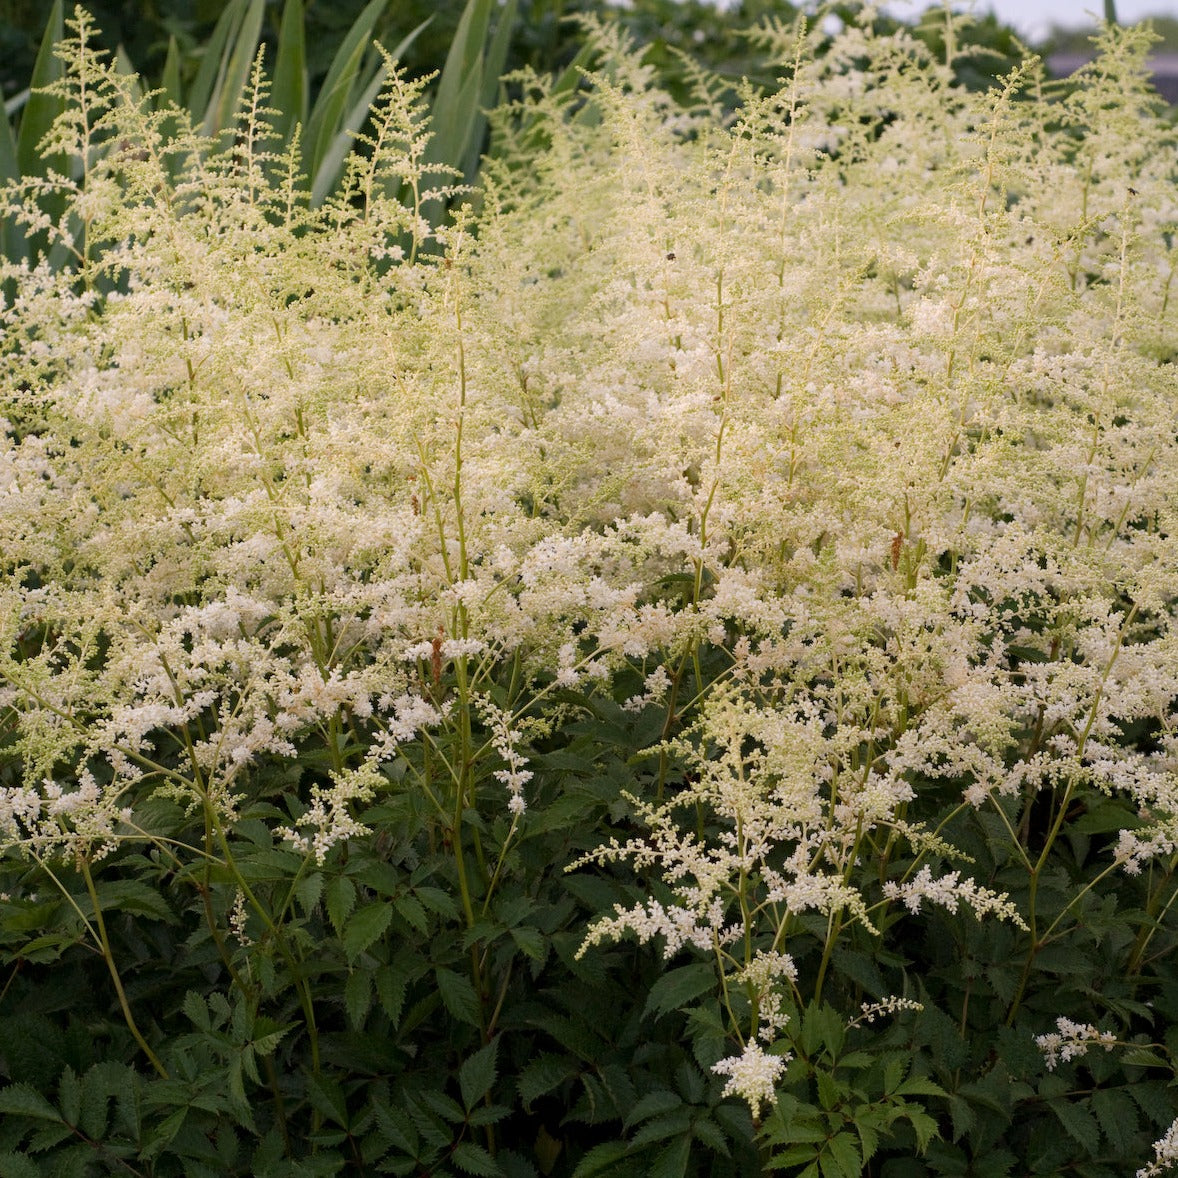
(1, 10, 1177, 1176)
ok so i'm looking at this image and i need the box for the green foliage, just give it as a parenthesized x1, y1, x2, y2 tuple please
(1, 6, 1178, 1178)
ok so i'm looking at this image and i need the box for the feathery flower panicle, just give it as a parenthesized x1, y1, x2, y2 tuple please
(711, 1040, 790, 1121)
(1138, 1119, 1178, 1178)
(1035, 1017, 1118, 1071)
(1, 11, 1177, 1164)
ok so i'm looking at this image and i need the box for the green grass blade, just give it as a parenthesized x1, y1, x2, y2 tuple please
(159, 34, 183, 109)
(304, 0, 389, 182)
(201, 0, 266, 137)
(312, 16, 430, 207)
(425, 0, 493, 182)
(16, 0, 65, 178)
(271, 0, 308, 143)
(385, 15, 433, 66)
(114, 45, 142, 102)
(309, 63, 388, 208)
(460, 0, 516, 182)
(187, 0, 246, 122)
(0, 104, 25, 267)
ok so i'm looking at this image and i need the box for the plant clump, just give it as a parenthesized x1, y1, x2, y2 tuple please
(0, 7, 1176, 1176)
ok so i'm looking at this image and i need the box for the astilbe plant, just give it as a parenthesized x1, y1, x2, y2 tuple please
(0, 5, 1177, 1176)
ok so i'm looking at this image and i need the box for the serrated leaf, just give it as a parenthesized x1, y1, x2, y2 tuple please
(307, 1074, 349, 1129)
(509, 926, 546, 960)
(815, 1071, 842, 1111)
(624, 1089, 681, 1130)
(415, 886, 459, 919)
(630, 1109, 692, 1149)
(692, 1115, 730, 1156)
(467, 1102, 512, 1127)
(856, 1118, 879, 1164)
(907, 1108, 941, 1153)
(394, 893, 428, 934)
(451, 1141, 503, 1176)
(896, 1076, 949, 1099)
(436, 968, 481, 1027)
(345, 968, 373, 1029)
(251, 1023, 292, 1057)
(0, 1153, 41, 1178)
(91, 878, 176, 923)
(372, 1099, 417, 1153)
(0, 1083, 62, 1122)
(182, 991, 210, 1031)
(823, 1133, 861, 1178)
(57, 1066, 79, 1127)
(27, 1120, 73, 1152)
(642, 962, 716, 1021)
(293, 871, 323, 917)
(459, 1039, 498, 1110)
(648, 1135, 691, 1178)
(518, 1053, 578, 1110)
(343, 900, 393, 961)
(375, 963, 408, 1027)
(570, 1140, 630, 1178)
(418, 1087, 466, 1124)
(1048, 1098, 1100, 1156)
(1092, 1088, 1138, 1154)
(1123, 1047, 1170, 1069)
(140, 1105, 186, 1160)
(770, 1145, 822, 1167)
(325, 875, 355, 938)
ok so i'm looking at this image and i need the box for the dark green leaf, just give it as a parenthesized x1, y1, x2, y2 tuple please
(451, 1142, 503, 1176)
(570, 1141, 630, 1178)
(459, 1039, 498, 1110)
(436, 968, 481, 1027)
(343, 900, 393, 960)
(325, 875, 356, 938)
(344, 968, 373, 1029)
(518, 1053, 578, 1110)
(0, 1084, 62, 1122)
(641, 962, 716, 1021)
(0, 1153, 41, 1178)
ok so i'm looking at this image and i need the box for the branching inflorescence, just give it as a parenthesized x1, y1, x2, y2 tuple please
(1, 5, 1177, 1171)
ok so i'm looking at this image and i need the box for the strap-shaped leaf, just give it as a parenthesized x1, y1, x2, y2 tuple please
(159, 35, 183, 108)
(0, 103, 23, 266)
(460, 0, 517, 183)
(16, 0, 64, 178)
(202, 0, 265, 137)
(270, 0, 308, 143)
(304, 0, 388, 184)
(187, 0, 247, 124)
(424, 0, 492, 185)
